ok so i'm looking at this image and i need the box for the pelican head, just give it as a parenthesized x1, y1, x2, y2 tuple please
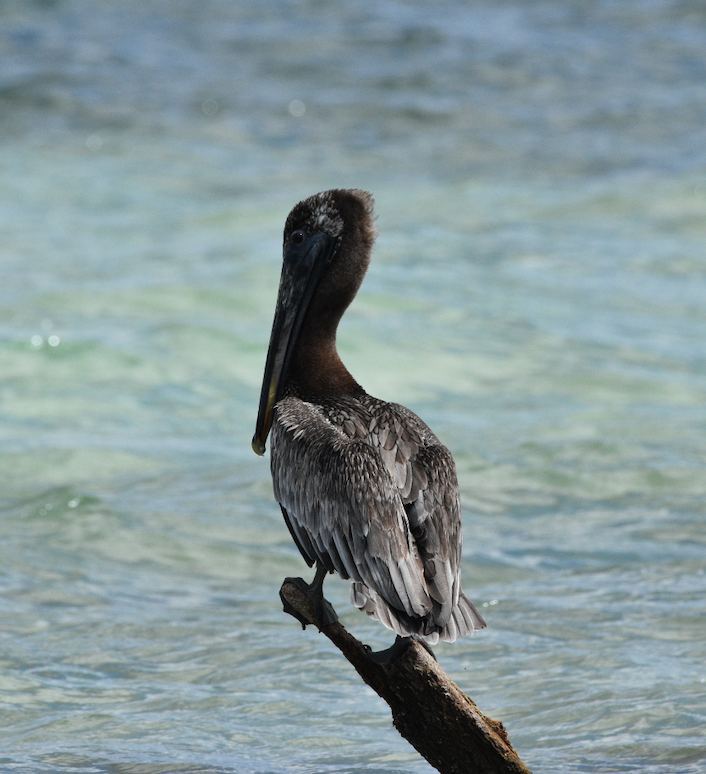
(253, 189, 376, 455)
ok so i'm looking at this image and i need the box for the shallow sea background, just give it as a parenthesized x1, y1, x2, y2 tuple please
(1, 1, 705, 772)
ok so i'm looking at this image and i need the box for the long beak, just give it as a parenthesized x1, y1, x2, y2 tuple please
(252, 232, 334, 455)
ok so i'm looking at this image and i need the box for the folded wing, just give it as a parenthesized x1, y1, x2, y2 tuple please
(271, 395, 485, 642)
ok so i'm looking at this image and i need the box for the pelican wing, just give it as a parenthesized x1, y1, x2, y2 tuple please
(366, 401, 466, 628)
(271, 396, 434, 620)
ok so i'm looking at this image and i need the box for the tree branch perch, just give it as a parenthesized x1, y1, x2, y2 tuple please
(280, 580, 532, 774)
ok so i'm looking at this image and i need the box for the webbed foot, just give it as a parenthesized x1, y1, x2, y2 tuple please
(366, 635, 437, 664)
(280, 567, 338, 630)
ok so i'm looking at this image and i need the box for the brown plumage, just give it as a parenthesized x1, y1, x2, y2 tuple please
(253, 189, 485, 644)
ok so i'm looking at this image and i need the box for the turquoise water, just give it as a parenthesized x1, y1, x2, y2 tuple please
(1, 1, 705, 772)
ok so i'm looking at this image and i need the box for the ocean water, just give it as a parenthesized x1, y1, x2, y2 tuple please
(1, 1, 705, 772)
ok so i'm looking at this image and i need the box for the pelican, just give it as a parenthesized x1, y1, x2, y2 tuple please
(253, 189, 485, 659)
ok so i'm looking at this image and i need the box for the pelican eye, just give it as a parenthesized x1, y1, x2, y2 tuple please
(290, 229, 305, 245)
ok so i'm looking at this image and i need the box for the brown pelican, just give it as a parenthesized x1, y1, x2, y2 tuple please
(253, 189, 485, 659)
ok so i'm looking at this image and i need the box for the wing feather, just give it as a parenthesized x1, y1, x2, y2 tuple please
(271, 397, 432, 621)
(271, 394, 485, 641)
(367, 401, 467, 628)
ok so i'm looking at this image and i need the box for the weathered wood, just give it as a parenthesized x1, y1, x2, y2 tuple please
(280, 580, 532, 774)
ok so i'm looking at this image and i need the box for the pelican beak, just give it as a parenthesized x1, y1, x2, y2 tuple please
(252, 231, 335, 455)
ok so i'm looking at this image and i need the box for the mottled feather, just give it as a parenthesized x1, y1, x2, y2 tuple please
(271, 393, 486, 643)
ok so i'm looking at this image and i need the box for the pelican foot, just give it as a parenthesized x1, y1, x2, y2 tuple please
(281, 576, 339, 630)
(366, 635, 437, 665)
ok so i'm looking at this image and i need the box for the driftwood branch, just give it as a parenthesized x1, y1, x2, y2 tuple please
(280, 580, 532, 774)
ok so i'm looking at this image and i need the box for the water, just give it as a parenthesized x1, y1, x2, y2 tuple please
(1, 1, 705, 772)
